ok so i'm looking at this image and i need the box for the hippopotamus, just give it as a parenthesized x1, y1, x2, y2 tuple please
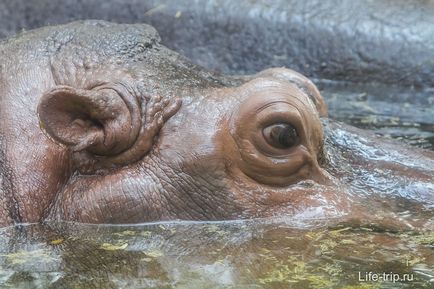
(0, 21, 433, 227)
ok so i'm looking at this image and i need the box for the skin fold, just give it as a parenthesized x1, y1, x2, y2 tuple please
(0, 21, 432, 227)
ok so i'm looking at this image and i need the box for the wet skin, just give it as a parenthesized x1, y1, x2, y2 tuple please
(0, 21, 432, 227)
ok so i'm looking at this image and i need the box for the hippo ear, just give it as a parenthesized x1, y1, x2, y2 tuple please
(37, 85, 141, 156)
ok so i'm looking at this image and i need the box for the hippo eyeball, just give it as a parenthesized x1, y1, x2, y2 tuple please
(262, 123, 300, 149)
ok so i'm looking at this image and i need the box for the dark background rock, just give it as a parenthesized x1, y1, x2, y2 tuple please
(1, 0, 434, 87)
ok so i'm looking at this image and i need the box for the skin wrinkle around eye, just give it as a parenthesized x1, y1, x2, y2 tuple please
(245, 85, 321, 152)
(224, 79, 326, 187)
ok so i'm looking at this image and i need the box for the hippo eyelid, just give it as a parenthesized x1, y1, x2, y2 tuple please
(255, 100, 294, 114)
(254, 101, 305, 135)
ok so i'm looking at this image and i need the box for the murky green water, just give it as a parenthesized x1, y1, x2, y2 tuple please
(0, 219, 433, 289)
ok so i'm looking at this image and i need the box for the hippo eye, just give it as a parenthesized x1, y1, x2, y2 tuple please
(262, 123, 299, 149)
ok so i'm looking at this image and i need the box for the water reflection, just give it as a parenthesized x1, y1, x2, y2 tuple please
(0, 219, 432, 289)
(321, 81, 434, 150)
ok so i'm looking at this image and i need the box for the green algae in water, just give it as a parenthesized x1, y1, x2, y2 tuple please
(0, 221, 432, 289)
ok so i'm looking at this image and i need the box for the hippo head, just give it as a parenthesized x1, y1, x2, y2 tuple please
(0, 21, 432, 226)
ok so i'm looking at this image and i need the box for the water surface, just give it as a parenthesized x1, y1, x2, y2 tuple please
(0, 218, 433, 289)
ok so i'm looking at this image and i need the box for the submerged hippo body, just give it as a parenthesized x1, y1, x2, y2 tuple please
(0, 21, 433, 227)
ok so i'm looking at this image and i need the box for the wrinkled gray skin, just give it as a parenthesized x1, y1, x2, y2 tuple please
(0, 21, 433, 228)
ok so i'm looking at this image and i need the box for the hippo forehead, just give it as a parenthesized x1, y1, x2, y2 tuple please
(0, 20, 227, 93)
(1, 20, 160, 66)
